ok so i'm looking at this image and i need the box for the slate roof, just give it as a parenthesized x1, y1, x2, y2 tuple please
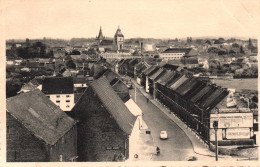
(199, 87, 229, 110)
(6, 89, 77, 145)
(102, 69, 120, 83)
(166, 73, 182, 87)
(93, 64, 107, 79)
(91, 77, 136, 135)
(183, 80, 207, 99)
(176, 78, 199, 96)
(73, 77, 87, 84)
(190, 85, 215, 103)
(169, 74, 189, 90)
(157, 70, 176, 86)
(161, 48, 192, 54)
(149, 68, 165, 81)
(100, 39, 114, 46)
(42, 77, 74, 94)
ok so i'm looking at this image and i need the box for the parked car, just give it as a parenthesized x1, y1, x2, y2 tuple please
(160, 131, 168, 139)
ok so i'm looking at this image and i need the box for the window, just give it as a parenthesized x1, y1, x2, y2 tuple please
(56, 100, 60, 103)
(66, 95, 70, 98)
(66, 105, 70, 108)
(66, 100, 70, 103)
(47, 96, 50, 98)
(56, 95, 60, 98)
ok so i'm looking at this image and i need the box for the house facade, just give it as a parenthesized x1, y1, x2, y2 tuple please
(71, 77, 138, 161)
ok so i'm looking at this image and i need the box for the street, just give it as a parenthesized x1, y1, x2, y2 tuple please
(129, 86, 195, 161)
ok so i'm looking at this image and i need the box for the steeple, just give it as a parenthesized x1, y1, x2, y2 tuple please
(97, 26, 104, 40)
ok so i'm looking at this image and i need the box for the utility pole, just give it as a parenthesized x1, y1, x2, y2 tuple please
(213, 121, 218, 161)
(135, 84, 137, 102)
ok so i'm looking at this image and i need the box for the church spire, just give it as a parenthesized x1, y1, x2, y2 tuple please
(97, 26, 104, 40)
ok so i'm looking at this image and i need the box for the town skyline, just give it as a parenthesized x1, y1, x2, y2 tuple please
(2, 0, 259, 39)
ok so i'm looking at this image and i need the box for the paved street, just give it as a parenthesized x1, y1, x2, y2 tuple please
(129, 87, 195, 161)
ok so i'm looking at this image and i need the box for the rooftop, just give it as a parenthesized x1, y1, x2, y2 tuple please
(42, 77, 74, 94)
(90, 77, 136, 135)
(6, 89, 77, 145)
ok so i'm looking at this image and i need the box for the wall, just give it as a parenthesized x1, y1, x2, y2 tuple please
(71, 88, 129, 161)
(49, 125, 78, 162)
(48, 93, 74, 111)
(129, 118, 141, 159)
(6, 113, 48, 162)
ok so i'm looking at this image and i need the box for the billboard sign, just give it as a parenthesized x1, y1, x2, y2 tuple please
(210, 113, 253, 129)
(226, 128, 250, 139)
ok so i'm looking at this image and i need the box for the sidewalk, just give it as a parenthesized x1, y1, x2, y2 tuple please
(128, 121, 156, 161)
(129, 78, 235, 160)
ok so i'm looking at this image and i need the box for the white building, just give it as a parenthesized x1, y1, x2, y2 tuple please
(159, 48, 196, 60)
(42, 77, 75, 112)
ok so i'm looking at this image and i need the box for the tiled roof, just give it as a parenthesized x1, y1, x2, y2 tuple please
(102, 69, 120, 83)
(169, 74, 189, 90)
(149, 68, 165, 81)
(196, 86, 217, 105)
(181, 58, 199, 65)
(161, 48, 192, 54)
(183, 80, 207, 99)
(93, 64, 107, 78)
(100, 39, 113, 46)
(157, 70, 176, 86)
(42, 77, 74, 94)
(91, 77, 136, 135)
(166, 73, 182, 87)
(175, 78, 198, 96)
(200, 88, 229, 110)
(110, 78, 130, 102)
(73, 77, 87, 84)
(190, 85, 212, 103)
(6, 89, 77, 145)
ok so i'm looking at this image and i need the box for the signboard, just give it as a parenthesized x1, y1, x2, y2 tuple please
(226, 128, 250, 139)
(210, 113, 253, 129)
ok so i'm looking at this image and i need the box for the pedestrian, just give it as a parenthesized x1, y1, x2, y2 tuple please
(147, 98, 149, 103)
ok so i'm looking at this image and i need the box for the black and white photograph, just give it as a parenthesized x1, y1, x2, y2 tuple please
(1, 0, 259, 165)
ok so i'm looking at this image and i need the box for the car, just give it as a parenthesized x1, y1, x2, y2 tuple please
(160, 131, 168, 139)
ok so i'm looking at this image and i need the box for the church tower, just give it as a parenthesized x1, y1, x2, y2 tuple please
(114, 26, 124, 51)
(96, 26, 104, 44)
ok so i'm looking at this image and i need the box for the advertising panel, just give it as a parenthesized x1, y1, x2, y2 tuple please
(226, 128, 250, 139)
(210, 113, 253, 129)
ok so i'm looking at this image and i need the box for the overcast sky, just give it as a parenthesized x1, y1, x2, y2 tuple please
(2, 0, 260, 39)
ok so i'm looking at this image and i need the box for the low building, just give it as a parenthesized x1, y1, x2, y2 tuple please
(70, 77, 139, 161)
(42, 77, 75, 111)
(159, 48, 197, 60)
(154, 70, 254, 146)
(6, 89, 77, 162)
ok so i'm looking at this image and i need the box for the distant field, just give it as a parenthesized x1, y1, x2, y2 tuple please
(212, 78, 258, 91)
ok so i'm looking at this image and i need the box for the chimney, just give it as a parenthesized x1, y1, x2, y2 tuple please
(140, 42, 143, 55)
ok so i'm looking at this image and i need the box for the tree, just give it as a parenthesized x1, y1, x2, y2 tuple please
(70, 50, 81, 55)
(232, 43, 239, 48)
(248, 38, 253, 49)
(66, 59, 76, 69)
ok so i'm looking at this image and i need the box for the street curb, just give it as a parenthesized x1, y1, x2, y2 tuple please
(132, 82, 215, 157)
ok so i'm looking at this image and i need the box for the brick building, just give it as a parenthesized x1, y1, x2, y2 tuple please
(71, 77, 138, 161)
(6, 90, 77, 162)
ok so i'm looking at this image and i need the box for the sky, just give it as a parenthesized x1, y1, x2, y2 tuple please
(1, 0, 260, 39)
